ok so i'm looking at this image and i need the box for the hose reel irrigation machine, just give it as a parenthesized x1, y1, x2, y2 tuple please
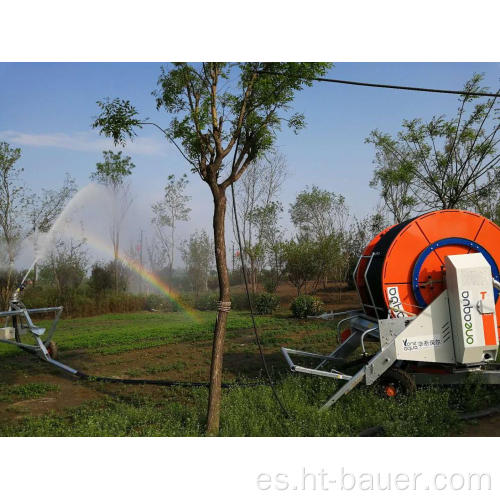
(282, 209, 500, 409)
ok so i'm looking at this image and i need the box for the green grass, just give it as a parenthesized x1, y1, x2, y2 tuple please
(0, 382, 60, 403)
(0, 311, 329, 357)
(0, 376, 471, 437)
(1, 309, 498, 436)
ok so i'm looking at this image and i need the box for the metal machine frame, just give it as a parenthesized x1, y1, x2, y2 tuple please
(0, 285, 78, 374)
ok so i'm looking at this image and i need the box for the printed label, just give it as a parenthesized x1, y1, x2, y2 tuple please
(402, 337, 442, 352)
(386, 286, 408, 318)
(461, 290, 475, 345)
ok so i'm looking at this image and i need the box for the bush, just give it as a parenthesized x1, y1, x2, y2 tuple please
(255, 293, 280, 315)
(230, 292, 253, 311)
(194, 293, 218, 311)
(261, 269, 279, 293)
(290, 295, 324, 319)
(144, 294, 163, 311)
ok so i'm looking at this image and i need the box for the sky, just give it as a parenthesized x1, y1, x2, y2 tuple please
(1, 62, 499, 267)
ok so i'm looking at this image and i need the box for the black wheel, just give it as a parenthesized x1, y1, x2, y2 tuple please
(378, 368, 416, 399)
(46, 341, 58, 359)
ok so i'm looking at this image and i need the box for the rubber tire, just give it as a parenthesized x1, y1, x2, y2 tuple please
(378, 368, 416, 398)
(46, 341, 58, 360)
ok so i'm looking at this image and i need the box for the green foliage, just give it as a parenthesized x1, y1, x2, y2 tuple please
(229, 292, 254, 311)
(92, 98, 143, 146)
(0, 310, 305, 358)
(282, 239, 318, 294)
(151, 173, 191, 277)
(143, 294, 167, 311)
(255, 292, 280, 315)
(261, 269, 280, 293)
(366, 74, 499, 214)
(289, 185, 348, 240)
(343, 210, 388, 289)
(369, 149, 417, 223)
(91, 150, 135, 186)
(152, 174, 191, 228)
(193, 293, 218, 311)
(180, 230, 214, 295)
(88, 262, 114, 295)
(0, 377, 461, 437)
(92, 63, 332, 186)
(0, 382, 59, 402)
(38, 239, 88, 312)
(26, 174, 77, 233)
(0, 142, 24, 305)
(290, 295, 324, 319)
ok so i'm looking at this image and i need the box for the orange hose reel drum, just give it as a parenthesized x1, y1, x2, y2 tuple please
(359, 210, 500, 331)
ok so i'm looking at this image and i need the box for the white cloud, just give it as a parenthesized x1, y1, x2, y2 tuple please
(0, 130, 171, 156)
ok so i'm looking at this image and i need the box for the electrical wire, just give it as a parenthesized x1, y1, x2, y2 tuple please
(258, 70, 500, 98)
(229, 141, 290, 418)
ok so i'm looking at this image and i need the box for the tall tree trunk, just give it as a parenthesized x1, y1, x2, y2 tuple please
(206, 187, 230, 435)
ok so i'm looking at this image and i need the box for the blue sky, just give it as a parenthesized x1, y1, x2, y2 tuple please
(1, 62, 499, 264)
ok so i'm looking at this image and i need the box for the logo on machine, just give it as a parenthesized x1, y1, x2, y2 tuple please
(461, 290, 474, 344)
(386, 286, 407, 318)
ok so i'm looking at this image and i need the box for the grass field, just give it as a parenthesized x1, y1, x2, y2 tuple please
(0, 310, 498, 436)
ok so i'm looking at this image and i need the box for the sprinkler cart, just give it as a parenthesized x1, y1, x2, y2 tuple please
(0, 283, 73, 373)
(282, 210, 500, 409)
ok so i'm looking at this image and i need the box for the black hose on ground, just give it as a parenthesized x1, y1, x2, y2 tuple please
(458, 405, 500, 421)
(357, 405, 500, 436)
(72, 370, 263, 388)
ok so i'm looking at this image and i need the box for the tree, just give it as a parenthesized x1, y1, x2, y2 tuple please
(181, 230, 214, 295)
(91, 150, 135, 292)
(289, 185, 349, 288)
(282, 239, 318, 295)
(88, 262, 114, 297)
(0, 142, 24, 307)
(26, 173, 77, 285)
(343, 209, 388, 289)
(235, 152, 288, 292)
(151, 173, 191, 279)
(469, 169, 500, 224)
(366, 74, 499, 212)
(145, 234, 170, 275)
(368, 148, 416, 223)
(39, 237, 88, 314)
(247, 201, 285, 292)
(92, 61, 332, 434)
(289, 185, 349, 241)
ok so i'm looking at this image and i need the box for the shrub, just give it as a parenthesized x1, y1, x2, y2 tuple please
(194, 293, 218, 311)
(230, 292, 254, 311)
(144, 294, 163, 311)
(290, 295, 324, 319)
(261, 269, 279, 293)
(255, 293, 280, 315)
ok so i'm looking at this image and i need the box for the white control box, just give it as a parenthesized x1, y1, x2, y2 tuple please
(445, 253, 498, 364)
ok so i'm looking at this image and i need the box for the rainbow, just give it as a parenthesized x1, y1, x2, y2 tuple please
(61, 223, 202, 322)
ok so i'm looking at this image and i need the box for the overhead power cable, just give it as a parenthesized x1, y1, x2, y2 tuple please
(257, 71, 500, 98)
